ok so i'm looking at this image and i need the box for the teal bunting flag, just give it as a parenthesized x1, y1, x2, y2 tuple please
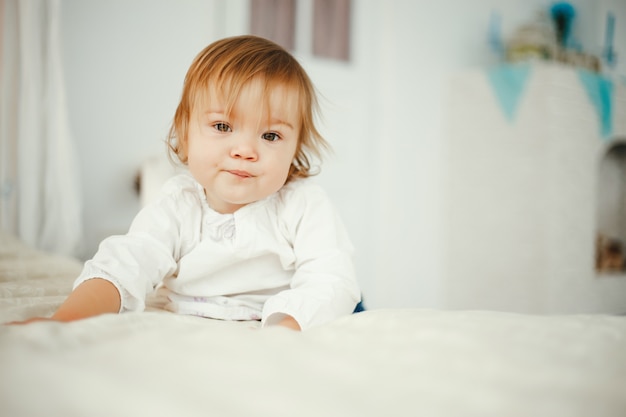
(486, 64, 532, 122)
(577, 69, 613, 139)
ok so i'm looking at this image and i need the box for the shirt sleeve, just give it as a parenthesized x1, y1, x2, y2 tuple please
(74, 175, 200, 312)
(261, 181, 361, 330)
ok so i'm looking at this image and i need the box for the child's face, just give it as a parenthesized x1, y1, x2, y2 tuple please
(185, 79, 300, 214)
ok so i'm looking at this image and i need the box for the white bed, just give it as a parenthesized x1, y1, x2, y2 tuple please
(1, 229, 626, 417)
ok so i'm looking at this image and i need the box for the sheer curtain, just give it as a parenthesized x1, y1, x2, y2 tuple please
(0, 0, 82, 257)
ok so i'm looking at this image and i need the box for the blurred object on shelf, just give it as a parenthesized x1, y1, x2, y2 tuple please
(505, 10, 558, 62)
(488, 10, 505, 59)
(502, 2, 601, 73)
(596, 233, 625, 274)
(550, 1, 575, 48)
(602, 11, 617, 70)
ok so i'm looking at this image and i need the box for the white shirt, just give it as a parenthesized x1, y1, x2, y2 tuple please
(75, 174, 360, 330)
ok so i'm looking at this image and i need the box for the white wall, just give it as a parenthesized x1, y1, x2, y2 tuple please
(61, 0, 221, 255)
(61, 0, 626, 310)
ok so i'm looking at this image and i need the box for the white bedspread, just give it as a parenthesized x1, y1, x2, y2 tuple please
(1, 231, 626, 417)
(0, 230, 83, 322)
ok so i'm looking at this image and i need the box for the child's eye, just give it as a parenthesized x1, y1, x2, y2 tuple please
(213, 122, 231, 132)
(261, 132, 280, 142)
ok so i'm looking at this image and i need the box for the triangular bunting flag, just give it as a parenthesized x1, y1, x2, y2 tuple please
(486, 64, 532, 122)
(577, 70, 613, 139)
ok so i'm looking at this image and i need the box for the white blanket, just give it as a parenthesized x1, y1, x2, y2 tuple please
(1, 231, 626, 417)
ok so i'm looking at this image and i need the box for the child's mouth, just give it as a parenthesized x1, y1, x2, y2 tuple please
(227, 170, 253, 178)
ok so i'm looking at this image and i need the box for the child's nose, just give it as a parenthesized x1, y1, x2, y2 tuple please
(230, 134, 258, 161)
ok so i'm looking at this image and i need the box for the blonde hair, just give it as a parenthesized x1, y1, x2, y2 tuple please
(167, 35, 328, 182)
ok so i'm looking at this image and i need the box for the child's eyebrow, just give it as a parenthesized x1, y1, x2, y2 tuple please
(204, 110, 226, 116)
(269, 118, 295, 130)
(203, 110, 294, 130)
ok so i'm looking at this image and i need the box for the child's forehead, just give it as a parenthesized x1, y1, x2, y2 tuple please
(195, 79, 301, 119)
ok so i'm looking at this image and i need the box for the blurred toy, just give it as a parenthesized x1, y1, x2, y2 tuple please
(505, 9, 557, 62)
(550, 2, 575, 48)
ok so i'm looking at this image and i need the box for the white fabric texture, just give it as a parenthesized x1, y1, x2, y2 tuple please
(0, 229, 82, 322)
(0, 0, 82, 257)
(75, 174, 360, 330)
(2, 229, 626, 417)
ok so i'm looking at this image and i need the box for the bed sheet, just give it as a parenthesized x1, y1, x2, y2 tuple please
(0, 231, 83, 323)
(1, 231, 626, 417)
(3, 309, 626, 417)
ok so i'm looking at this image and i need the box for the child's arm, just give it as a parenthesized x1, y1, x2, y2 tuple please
(263, 182, 360, 330)
(8, 278, 121, 325)
(273, 315, 301, 331)
(51, 278, 121, 321)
